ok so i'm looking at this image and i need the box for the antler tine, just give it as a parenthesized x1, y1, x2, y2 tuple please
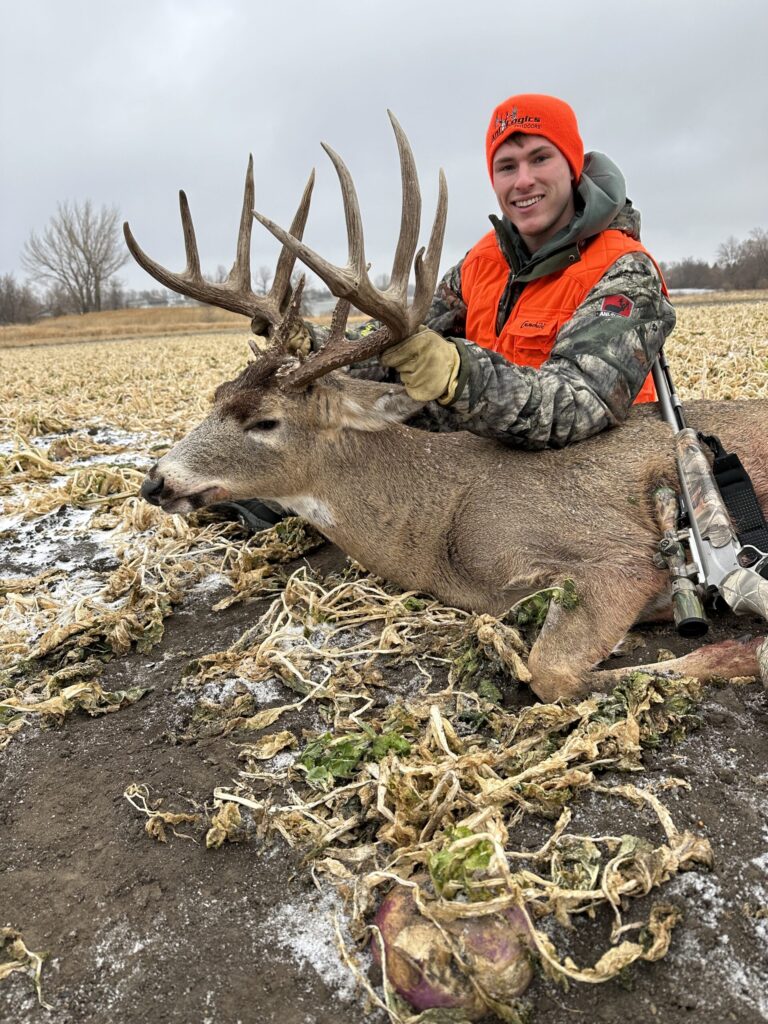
(124, 196, 206, 300)
(271, 274, 307, 350)
(253, 123, 417, 336)
(252, 154, 368, 309)
(411, 168, 448, 321)
(124, 185, 248, 309)
(320, 142, 367, 281)
(271, 169, 315, 316)
(124, 158, 318, 325)
(386, 110, 420, 302)
(228, 154, 255, 292)
(179, 190, 203, 280)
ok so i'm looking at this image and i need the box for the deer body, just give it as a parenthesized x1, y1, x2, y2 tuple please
(143, 369, 768, 701)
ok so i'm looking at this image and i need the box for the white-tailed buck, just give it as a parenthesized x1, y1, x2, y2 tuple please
(126, 114, 768, 702)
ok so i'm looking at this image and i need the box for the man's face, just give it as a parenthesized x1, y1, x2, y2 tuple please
(492, 135, 575, 252)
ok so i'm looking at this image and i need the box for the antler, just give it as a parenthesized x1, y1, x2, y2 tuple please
(252, 111, 448, 388)
(123, 157, 315, 330)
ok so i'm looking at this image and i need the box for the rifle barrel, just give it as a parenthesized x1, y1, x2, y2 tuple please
(652, 351, 687, 431)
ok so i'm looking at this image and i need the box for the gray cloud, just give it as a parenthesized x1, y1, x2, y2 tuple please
(2, 0, 767, 292)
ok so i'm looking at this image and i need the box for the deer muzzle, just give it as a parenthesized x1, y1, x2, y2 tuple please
(140, 472, 165, 506)
(140, 464, 231, 512)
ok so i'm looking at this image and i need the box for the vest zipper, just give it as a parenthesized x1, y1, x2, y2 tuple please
(496, 274, 526, 338)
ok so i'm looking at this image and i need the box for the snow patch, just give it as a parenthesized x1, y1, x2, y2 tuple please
(200, 676, 285, 706)
(262, 889, 366, 1002)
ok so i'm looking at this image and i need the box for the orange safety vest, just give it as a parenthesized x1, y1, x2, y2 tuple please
(461, 228, 667, 403)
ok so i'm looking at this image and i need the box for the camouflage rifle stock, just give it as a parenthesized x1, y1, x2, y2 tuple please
(652, 352, 768, 634)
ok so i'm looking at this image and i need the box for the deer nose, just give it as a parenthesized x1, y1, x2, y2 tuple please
(140, 473, 165, 505)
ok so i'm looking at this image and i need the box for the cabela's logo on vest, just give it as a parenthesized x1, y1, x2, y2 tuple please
(490, 107, 543, 144)
(599, 294, 634, 318)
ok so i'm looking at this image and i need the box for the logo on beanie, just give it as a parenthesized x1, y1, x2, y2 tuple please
(490, 107, 542, 144)
(600, 295, 634, 318)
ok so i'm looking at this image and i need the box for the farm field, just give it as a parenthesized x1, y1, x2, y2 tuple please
(1, 297, 767, 1024)
(0, 305, 364, 350)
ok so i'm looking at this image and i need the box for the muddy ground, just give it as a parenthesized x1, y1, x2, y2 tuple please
(1, 540, 767, 1024)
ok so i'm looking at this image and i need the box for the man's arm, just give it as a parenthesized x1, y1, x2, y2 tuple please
(439, 252, 675, 448)
(423, 259, 468, 338)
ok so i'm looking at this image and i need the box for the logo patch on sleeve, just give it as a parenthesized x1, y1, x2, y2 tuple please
(600, 294, 634, 317)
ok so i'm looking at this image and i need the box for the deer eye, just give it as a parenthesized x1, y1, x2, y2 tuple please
(247, 418, 280, 432)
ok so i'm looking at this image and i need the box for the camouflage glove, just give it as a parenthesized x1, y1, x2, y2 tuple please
(380, 326, 461, 403)
(250, 319, 312, 358)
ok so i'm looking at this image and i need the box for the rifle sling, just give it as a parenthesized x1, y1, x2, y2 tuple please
(699, 432, 768, 572)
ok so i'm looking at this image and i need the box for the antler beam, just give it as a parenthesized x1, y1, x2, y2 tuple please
(124, 158, 315, 328)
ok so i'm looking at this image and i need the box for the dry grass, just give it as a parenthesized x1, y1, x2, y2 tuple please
(0, 305, 361, 349)
(1, 298, 765, 446)
(0, 331, 244, 439)
(667, 298, 768, 400)
(4, 290, 765, 350)
(0, 306, 249, 348)
(1, 296, 766, 1016)
(671, 289, 768, 305)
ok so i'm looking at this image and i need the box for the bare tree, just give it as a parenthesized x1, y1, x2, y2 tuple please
(716, 235, 741, 272)
(0, 273, 41, 324)
(103, 277, 126, 311)
(256, 264, 274, 295)
(659, 257, 722, 290)
(716, 227, 768, 290)
(42, 281, 77, 317)
(22, 200, 129, 314)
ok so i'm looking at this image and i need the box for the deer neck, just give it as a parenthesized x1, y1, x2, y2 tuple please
(266, 424, 448, 560)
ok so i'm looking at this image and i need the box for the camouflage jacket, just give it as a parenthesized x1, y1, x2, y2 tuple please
(313, 152, 675, 449)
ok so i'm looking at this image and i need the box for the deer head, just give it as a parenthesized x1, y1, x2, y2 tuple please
(138, 365, 423, 515)
(127, 114, 446, 517)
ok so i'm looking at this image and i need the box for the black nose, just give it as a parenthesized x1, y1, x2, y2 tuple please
(140, 473, 164, 506)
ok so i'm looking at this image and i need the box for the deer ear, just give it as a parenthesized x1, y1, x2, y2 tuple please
(336, 387, 424, 432)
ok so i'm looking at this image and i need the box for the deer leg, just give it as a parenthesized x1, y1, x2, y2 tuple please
(526, 573, 664, 703)
(593, 634, 768, 691)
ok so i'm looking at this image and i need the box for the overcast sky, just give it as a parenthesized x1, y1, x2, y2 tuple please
(2, 0, 767, 293)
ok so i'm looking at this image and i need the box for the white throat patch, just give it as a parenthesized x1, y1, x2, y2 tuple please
(273, 495, 336, 529)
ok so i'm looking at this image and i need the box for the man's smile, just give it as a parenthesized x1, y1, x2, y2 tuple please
(512, 195, 544, 209)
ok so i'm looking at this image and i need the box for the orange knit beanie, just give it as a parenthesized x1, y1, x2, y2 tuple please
(486, 94, 584, 182)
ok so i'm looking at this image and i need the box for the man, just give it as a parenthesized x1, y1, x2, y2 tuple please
(379, 93, 675, 449)
(226, 93, 675, 530)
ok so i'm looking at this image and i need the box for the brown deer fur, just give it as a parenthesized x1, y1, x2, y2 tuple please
(142, 362, 768, 702)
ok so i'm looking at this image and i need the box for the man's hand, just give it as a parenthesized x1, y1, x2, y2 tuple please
(380, 326, 461, 403)
(250, 320, 312, 359)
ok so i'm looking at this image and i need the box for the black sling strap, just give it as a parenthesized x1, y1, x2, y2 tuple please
(699, 431, 768, 567)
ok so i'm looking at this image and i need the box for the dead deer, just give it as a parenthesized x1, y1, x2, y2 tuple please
(126, 114, 768, 702)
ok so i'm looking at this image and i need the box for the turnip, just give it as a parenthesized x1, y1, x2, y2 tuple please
(373, 881, 533, 1018)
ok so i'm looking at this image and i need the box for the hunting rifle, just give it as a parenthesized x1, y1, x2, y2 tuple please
(652, 351, 768, 636)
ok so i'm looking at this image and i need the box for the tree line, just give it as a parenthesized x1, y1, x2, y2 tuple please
(659, 228, 768, 291)
(3, 200, 767, 325)
(0, 199, 332, 325)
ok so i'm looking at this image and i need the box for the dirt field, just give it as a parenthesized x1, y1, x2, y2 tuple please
(1, 541, 766, 1024)
(1, 302, 767, 1023)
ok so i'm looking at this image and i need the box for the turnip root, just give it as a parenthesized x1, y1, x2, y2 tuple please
(373, 882, 533, 1018)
